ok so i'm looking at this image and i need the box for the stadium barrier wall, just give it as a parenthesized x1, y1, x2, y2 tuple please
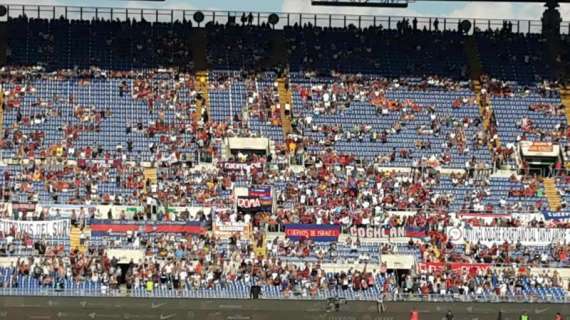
(0, 295, 569, 320)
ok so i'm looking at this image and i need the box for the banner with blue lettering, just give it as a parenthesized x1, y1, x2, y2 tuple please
(249, 186, 271, 198)
(284, 224, 341, 242)
(348, 225, 427, 239)
(543, 211, 570, 221)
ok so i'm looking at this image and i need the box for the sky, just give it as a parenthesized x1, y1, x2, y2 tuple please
(1, 0, 569, 20)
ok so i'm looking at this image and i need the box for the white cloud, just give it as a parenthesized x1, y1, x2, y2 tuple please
(281, 0, 423, 17)
(447, 3, 570, 20)
(280, 0, 432, 28)
(278, 0, 570, 32)
(281, 0, 570, 21)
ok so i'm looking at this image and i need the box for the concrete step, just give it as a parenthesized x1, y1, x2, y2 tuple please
(70, 227, 90, 253)
(544, 178, 562, 212)
(194, 71, 210, 124)
(277, 77, 293, 138)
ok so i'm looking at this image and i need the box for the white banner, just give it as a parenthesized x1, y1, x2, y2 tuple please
(456, 212, 545, 224)
(520, 141, 559, 157)
(447, 226, 570, 246)
(213, 222, 252, 239)
(36, 204, 97, 219)
(165, 207, 212, 220)
(93, 205, 210, 220)
(93, 205, 144, 220)
(0, 203, 12, 217)
(0, 219, 71, 238)
(223, 162, 263, 171)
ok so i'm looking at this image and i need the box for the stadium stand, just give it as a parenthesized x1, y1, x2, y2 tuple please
(0, 4, 569, 305)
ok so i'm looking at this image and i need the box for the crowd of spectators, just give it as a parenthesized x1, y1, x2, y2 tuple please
(2, 240, 568, 301)
(0, 13, 569, 303)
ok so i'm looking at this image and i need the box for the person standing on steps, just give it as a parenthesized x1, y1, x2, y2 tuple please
(376, 291, 385, 314)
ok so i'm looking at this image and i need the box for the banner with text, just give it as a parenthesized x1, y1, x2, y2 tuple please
(417, 262, 492, 274)
(446, 226, 570, 246)
(520, 141, 559, 157)
(0, 203, 12, 217)
(237, 196, 272, 215)
(223, 162, 263, 172)
(90, 220, 206, 236)
(36, 204, 98, 219)
(459, 212, 545, 225)
(349, 225, 428, 239)
(285, 224, 341, 242)
(543, 211, 570, 221)
(457, 212, 512, 219)
(213, 222, 252, 239)
(0, 219, 71, 238)
(248, 186, 272, 198)
(11, 203, 36, 214)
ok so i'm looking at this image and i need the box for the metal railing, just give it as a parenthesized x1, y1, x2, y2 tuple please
(0, 288, 567, 303)
(0, 4, 568, 34)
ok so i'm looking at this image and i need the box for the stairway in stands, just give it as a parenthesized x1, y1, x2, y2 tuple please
(544, 178, 562, 212)
(194, 71, 210, 124)
(277, 76, 293, 138)
(561, 85, 570, 170)
(265, 30, 288, 69)
(561, 84, 570, 124)
(70, 226, 89, 253)
(464, 36, 482, 83)
(0, 90, 4, 138)
(546, 36, 563, 82)
(143, 167, 158, 192)
(0, 20, 5, 67)
(190, 29, 210, 125)
(190, 29, 208, 71)
(472, 80, 488, 125)
(473, 78, 501, 149)
(464, 37, 489, 129)
(254, 234, 267, 258)
(465, 37, 502, 152)
(0, 20, 4, 136)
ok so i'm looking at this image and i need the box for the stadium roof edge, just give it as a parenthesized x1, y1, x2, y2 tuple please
(1, 3, 567, 34)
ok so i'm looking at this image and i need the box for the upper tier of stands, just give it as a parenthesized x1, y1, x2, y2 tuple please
(3, 14, 569, 83)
